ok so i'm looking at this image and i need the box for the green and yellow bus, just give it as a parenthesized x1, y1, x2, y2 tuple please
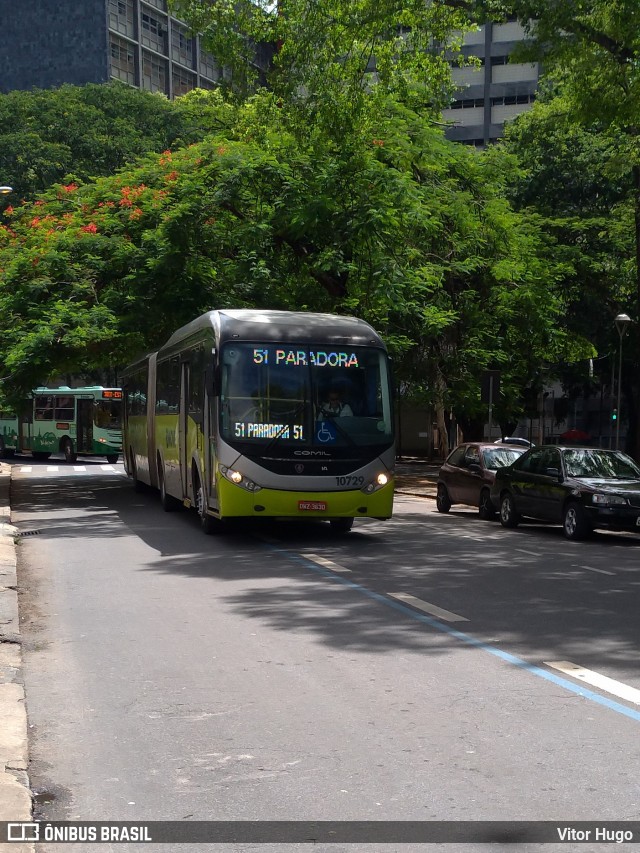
(122, 309, 395, 533)
(0, 386, 123, 463)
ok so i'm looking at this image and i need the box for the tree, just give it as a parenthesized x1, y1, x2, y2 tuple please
(0, 82, 213, 202)
(0, 89, 575, 458)
(489, 0, 640, 456)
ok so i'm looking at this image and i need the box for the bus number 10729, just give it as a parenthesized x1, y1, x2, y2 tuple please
(336, 476, 364, 487)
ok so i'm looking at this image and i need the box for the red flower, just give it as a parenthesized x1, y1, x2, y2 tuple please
(4, 205, 14, 215)
(62, 183, 78, 192)
(372, 139, 385, 146)
(81, 223, 98, 234)
(164, 171, 178, 182)
(30, 217, 41, 227)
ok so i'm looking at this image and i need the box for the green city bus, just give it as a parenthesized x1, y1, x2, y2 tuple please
(122, 309, 395, 533)
(0, 386, 123, 463)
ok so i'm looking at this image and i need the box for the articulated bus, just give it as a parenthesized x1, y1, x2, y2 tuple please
(122, 309, 395, 533)
(0, 386, 123, 463)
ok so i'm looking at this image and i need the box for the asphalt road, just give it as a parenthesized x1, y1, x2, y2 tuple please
(9, 456, 640, 852)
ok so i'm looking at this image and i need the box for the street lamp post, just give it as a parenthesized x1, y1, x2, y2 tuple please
(614, 313, 632, 450)
(0, 186, 13, 195)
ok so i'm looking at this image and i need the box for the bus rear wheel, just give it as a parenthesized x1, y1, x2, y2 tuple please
(62, 439, 77, 464)
(159, 469, 181, 512)
(330, 517, 354, 534)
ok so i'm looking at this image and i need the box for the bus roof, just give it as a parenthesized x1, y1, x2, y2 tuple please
(160, 309, 387, 353)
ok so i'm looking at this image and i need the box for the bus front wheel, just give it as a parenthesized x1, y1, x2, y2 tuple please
(106, 454, 119, 464)
(62, 439, 77, 464)
(330, 517, 354, 534)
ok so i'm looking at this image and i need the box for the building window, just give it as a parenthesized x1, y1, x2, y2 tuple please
(141, 10, 167, 54)
(450, 98, 484, 110)
(173, 67, 197, 97)
(110, 36, 136, 85)
(142, 51, 168, 93)
(491, 94, 536, 106)
(108, 0, 135, 38)
(171, 24, 194, 68)
(490, 55, 509, 65)
(143, 0, 167, 10)
(199, 47, 219, 82)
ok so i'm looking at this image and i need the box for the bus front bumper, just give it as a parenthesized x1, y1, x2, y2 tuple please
(215, 478, 394, 520)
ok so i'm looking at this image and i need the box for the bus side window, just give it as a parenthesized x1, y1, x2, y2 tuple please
(34, 396, 54, 420)
(55, 396, 74, 420)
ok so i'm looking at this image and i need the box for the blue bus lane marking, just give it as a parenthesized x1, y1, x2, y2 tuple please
(260, 540, 640, 724)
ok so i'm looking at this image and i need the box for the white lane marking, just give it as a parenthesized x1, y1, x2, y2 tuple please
(574, 564, 615, 576)
(100, 465, 115, 471)
(546, 661, 640, 706)
(387, 593, 469, 622)
(46, 466, 59, 472)
(74, 466, 86, 471)
(516, 549, 539, 556)
(20, 467, 32, 473)
(299, 553, 352, 573)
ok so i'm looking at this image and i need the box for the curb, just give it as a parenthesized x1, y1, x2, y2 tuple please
(0, 463, 34, 853)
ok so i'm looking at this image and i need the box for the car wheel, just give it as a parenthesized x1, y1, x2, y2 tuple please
(478, 488, 496, 520)
(62, 439, 77, 464)
(500, 492, 520, 528)
(563, 501, 591, 541)
(436, 484, 451, 513)
(330, 517, 354, 533)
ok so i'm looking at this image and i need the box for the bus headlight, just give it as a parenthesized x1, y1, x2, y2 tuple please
(361, 472, 392, 494)
(219, 465, 262, 492)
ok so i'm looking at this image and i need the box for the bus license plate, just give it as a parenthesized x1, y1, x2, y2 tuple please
(636, 516, 640, 527)
(299, 500, 327, 512)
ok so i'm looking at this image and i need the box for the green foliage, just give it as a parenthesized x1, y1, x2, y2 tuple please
(0, 82, 210, 202)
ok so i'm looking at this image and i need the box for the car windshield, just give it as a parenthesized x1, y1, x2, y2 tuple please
(563, 449, 640, 479)
(481, 447, 524, 470)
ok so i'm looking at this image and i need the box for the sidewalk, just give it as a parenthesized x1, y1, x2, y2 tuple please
(0, 462, 33, 853)
(394, 459, 440, 499)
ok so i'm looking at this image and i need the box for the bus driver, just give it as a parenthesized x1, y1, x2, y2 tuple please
(320, 389, 353, 419)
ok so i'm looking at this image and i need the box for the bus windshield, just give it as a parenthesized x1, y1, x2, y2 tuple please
(220, 343, 393, 449)
(94, 399, 123, 429)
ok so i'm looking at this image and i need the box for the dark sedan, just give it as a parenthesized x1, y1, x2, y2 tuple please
(437, 442, 526, 518)
(490, 445, 640, 540)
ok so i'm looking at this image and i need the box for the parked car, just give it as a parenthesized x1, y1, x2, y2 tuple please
(490, 445, 640, 540)
(437, 443, 526, 518)
(494, 437, 533, 447)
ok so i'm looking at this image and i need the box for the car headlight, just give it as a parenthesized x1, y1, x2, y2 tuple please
(592, 493, 628, 506)
(219, 465, 262, 492)
(361, 472, 392, 494)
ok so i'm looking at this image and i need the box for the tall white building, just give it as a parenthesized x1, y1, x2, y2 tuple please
(443, 20, 540, 146)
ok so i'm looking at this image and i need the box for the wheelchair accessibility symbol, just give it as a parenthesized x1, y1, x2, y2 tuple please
(316, 422, 337, 443)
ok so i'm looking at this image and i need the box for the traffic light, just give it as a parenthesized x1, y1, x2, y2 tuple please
(612, 408, 618, 421)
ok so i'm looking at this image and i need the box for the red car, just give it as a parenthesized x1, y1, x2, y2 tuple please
(437, 442, 526, 518)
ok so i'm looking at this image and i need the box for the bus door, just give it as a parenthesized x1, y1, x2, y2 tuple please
(179, 359, 189, 500)
(76, 398, 94, 453)
(18, 400, 33, 451)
